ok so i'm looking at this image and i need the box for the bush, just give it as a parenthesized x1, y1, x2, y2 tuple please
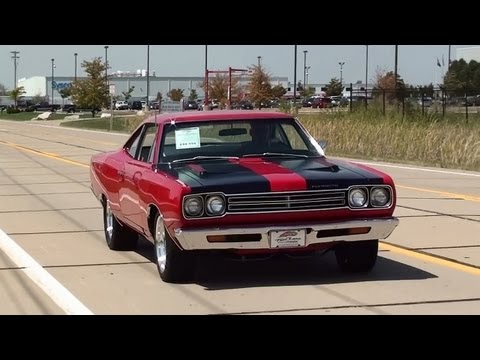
(6, 107, 20, 114)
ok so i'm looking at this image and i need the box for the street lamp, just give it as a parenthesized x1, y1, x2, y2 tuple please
(11, 51, 19, 91)
(339, 61, 345, 85)
(365, 45, 369, 108)
(257, 56, 262, 66)
(51, 58, 55, 105)
(303, 50, 308, 90)
(146, 45, 150, 110)
(104, 45, 109, 82)
(293, 45, 298, 109)
(74, 52, 78, 81)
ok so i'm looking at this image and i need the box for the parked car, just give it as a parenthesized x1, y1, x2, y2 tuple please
(312, 97, 332, 108)
(130, 101, 143, 110)
(231, 100, 254, 110)
(115, 101, 129, 110)
(183, 100, 199, 111)
(90, 110, 399, 283)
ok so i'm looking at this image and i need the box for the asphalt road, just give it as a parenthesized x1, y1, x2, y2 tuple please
(0, 119, 479, 315)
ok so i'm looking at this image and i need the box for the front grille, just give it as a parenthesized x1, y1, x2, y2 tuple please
(227, 190, 346, 213)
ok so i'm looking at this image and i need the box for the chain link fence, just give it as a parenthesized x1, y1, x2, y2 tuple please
(342, 83, 480, 121)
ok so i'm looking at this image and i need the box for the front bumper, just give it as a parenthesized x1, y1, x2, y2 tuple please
(174, 217, 399, 250)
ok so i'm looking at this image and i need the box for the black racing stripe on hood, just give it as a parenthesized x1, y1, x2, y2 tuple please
(159, 161, 271, 194)
(265, 157, 385, 190)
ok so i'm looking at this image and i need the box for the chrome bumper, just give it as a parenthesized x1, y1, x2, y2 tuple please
(174, 217, 399, 250)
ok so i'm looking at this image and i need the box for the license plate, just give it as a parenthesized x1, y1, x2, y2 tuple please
(269, 229, 306, 248)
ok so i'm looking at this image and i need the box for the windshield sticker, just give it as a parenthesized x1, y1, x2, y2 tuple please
(175, 127, 201, 149)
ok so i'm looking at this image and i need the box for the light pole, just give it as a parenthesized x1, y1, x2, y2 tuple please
(146, 45, 150, 110)
(448, 45, 451, 69)
(11, 51, 19, 92)
(104, 46, 109, 83)
(339, 62, 345, 85)
(74, 52, 78, 81)
(303, 50, 308, 90)
(365, 45, 369, 108)
(51, 58, 55, 105)
(257, 56, 262, 66)
(293, 45, 297, 110)
(305, 66, 311, 88)
(394, 45, 398, 91)
(204, 45, 208, 110)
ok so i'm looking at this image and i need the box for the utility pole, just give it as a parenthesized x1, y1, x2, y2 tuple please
(74, 52, 78, 81)
(448, 45, 452, 69)
(394, 45, 398, 91)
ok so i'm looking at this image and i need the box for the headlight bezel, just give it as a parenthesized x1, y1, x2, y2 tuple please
(348, 187, 369, 208)
(205, 194, 226, 216)
(183, 196, 204, 218)
(183, 193, 226, 219)
(370, 187, 392, 207)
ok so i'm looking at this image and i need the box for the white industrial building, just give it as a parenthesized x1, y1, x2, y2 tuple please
(17, 73, 289, 104)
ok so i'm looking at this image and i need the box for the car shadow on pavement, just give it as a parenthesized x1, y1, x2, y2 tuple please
(192, 250, 437, 290)
(133, 239, 437, 290)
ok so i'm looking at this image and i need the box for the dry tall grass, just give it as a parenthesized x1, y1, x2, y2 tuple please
(299, 109, 480, 171)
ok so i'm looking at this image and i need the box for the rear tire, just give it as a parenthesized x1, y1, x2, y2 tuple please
(335, 240, 378, 273)
(103, 200, 138, 250)
(154, 213, 195, 283)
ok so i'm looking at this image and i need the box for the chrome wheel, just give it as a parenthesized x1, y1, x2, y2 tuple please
(105, 201, 113, 240)
(155, 215, 167, 273)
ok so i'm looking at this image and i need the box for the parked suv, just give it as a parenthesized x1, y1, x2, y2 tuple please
(115, 101, 129, 110)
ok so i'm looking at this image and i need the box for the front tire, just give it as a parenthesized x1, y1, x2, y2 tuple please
(103, 200, 138, 250)
(335, 240, 378, 273)
(154, 213, 195, 283)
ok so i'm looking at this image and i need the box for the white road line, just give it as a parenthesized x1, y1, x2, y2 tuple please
(27, 123, 130, 137)
(0, 228, 93, 315)
(353, 160, 480, 177)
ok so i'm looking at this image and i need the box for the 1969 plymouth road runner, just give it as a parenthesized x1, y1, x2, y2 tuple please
(90, 110, 399, 283)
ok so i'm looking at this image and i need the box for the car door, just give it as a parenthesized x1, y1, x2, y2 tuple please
(120, 123, 158, 229)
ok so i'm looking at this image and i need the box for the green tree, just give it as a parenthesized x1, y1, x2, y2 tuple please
(300, 86, 315, 98)
(373, 68, 407, 103)
(247, 64, 272, 108)
(167, 88, 184, 101)
(271, 85, 287, 99)
(59, 86, 72, 106)
(199, 74, 242, 107)
(9, 86, 26, 108)
(70, 57, 109, 117)
(443, 59, 480, 95)
(325, 78, 343, 96)
(189, 89, 198, 101)
(122, 86, 135, 101)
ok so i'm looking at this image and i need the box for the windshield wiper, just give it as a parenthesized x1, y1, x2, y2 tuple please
(242, 152, 309, 159)
(170, 156, 240, 164)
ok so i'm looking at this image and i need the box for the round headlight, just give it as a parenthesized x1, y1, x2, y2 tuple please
(371, 187, 390, 207)
(349, 188, 367, 208)
(206, 195, 226, 216)
(184, 196, 203, 217)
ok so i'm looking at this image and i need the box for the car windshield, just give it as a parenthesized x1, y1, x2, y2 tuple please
(159, 118, 323, 163)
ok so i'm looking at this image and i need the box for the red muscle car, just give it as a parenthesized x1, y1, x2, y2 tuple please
(90, 110, 399, 283)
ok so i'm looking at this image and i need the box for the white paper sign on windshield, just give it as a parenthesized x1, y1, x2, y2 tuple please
(175, 127, 201, 149)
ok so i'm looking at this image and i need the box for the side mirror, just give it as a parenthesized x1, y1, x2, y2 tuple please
(318, 140, 328, 150)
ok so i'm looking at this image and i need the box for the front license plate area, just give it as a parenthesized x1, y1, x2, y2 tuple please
(269, 229, 306, 248)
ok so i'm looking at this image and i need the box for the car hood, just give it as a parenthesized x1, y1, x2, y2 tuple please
(162, 157, 387, 194)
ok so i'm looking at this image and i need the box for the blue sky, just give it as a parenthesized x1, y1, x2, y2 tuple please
(0, 45, 476, 90)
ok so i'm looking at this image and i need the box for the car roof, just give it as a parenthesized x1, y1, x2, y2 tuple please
(144, 110, 293, 125)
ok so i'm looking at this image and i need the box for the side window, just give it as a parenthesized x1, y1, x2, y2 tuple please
(280, 123, 308, 150)
(136, 124, 158, 163)
(126, 126, 144, 158)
